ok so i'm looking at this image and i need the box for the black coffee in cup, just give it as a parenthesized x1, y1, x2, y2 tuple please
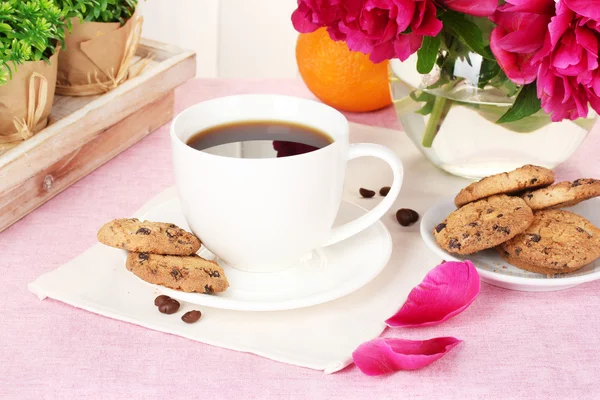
(186, 121, 334, 158)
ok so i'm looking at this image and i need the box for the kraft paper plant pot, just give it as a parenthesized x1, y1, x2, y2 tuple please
(56, 12, 143, 96)
(0, 49, 59, 154)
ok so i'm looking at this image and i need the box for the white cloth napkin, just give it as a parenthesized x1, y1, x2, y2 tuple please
(28, 123, 468, 373)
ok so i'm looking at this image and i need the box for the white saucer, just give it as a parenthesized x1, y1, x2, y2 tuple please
(138, 197, 392, 311)
(420, 198, 600, 292)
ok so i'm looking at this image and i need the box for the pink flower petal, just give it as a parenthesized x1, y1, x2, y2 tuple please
(353, 337, 462, 376)
(440, 0, 498, 16)
(564, 0, 600, 20)
(496, 0, 555, 15)
(291, 3, 322, 33)
(385, 260, 480, 328)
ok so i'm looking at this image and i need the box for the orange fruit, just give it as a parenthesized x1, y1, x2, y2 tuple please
(296, 28, 392, 113)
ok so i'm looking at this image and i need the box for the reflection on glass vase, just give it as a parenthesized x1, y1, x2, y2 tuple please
(388, 54, 596, 180)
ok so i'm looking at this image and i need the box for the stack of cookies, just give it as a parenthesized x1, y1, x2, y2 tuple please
(433, 165, 600, 275)
(97, 218, 229, 293)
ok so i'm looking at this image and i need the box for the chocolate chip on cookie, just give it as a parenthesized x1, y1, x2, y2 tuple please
(454, 165, 554, 207)
(97, 219, 201, 255)
(521, 178, 600, 210)
(434, 194, 534, 255)
(126, 253, 229, 293)
(497, 210, 600, 275)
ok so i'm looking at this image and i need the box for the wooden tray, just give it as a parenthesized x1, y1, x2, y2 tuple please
(0, 39, 196, 233)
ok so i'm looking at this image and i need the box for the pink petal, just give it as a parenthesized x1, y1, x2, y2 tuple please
(490, 28, 539, 84)
(497, 0, 555, 14)
(549, 2, 575, 47)
(412, 0, 443, 36)
(392, 33, 423, 62)
(352, 337, 462, 376)
(291, 3, 321, 33)
(441, 0, 497, 16)
(385, 260, 480, 328)
(564, 0, 600, 20)
(495, 13, 551, 53)
(587, 87, 600, 114)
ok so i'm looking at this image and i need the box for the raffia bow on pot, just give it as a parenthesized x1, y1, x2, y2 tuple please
(56, 13, 150, 96)
(0, 51, 59, 154)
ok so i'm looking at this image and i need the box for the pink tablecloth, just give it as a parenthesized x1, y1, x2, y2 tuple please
(2, 79, 600, 400)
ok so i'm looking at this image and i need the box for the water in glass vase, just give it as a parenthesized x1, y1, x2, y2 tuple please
(389, 57, 595, 180)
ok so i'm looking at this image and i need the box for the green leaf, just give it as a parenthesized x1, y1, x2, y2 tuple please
(478, 58, 501, 88)
(497, 83, 542, 124)
(409, 90, 436, 116)
(440, 11, 494, 59)
(416, 35, 441, 74)
(53, 0, 141, 25)
(416, 99, 435, 116)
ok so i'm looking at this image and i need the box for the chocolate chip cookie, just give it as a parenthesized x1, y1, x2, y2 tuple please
(522, 178, 600, 210)
(126, 252, 229, 293)
(497, 210, 600, 275)
(98, 218, 201, 255)
(454, 165, 554, 207)
(434, 195, 534, 255)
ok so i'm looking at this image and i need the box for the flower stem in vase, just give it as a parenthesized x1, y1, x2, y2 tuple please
(422, 96, 452, 148)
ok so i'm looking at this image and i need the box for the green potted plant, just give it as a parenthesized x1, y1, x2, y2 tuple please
(54, 0, 144, 96)
(0, 0, 65, 153)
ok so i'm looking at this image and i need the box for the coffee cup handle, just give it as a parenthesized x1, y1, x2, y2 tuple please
(323, 143, 403, 247)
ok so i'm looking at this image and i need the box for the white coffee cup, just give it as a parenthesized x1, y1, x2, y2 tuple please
(170, 94, 403, 272)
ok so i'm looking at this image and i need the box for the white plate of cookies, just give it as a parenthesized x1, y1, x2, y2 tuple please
(420, 165, 600, 292)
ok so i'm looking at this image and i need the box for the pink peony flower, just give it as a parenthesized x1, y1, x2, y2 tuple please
(490, 0, 600, 121)
(292, 0, 444, 63)
(535, 0, 600, 120)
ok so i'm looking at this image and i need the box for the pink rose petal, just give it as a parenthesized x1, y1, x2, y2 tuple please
(353, 337, 462, 376)
(385, 260, 480, 328)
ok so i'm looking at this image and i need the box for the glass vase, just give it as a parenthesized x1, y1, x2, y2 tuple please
(388, 54, 596, 180)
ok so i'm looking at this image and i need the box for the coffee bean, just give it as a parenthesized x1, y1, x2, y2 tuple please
(409, 209, 419, 221)
(396, 208, 419, 226)
(379, 186, 391, 196)
(359, 188, 376, 198)
(158, 299, 180, 314)
(182, 310, 202, 324)
(154, 295, 170, 307)
(136, 227, 151, 235)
